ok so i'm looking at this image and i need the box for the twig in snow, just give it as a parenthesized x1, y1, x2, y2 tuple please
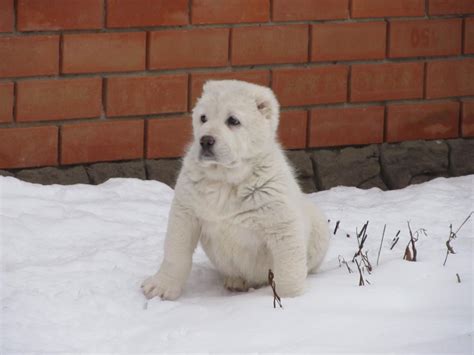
(443, 212, 472, 266)
(333, 221, 340, 235)
(268, 269, 282, 309)
(456, 273, 461, 283)
(390, 230, 400, 250)
(443, 224, 456, 266)
(350, 221, 372, 285)
(352, 221, 369, 262)
(403, 222, 427, 262)
(377, 224, 387, 266)
(403, 222, 416, 261)
(454, 212, 473, 235)
(361, 250, 373, 273)
(338, 255, 353, 273)
(355, 259, 365, 286)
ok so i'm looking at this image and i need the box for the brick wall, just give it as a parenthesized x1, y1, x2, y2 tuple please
(0, 0, 473, 170)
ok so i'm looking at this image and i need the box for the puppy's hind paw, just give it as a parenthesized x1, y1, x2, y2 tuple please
(141, 273, 182, 300)
(274, 281, 306, 298)
(224, 276, 250, 292)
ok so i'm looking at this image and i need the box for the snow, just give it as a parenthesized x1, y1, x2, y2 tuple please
(1, 175, 472, 354)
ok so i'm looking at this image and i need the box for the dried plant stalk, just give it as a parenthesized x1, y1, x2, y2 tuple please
(355, 259, 365, 286)
(377, 224, 387, 266)
(403, 222, 427, 262)
(443, 212, 472, 266)
(338, 255, 353, 273)
(390, 230, 401, 250)
(268, 269, 282, 309)
(352, 221, 369, 262)
(333, 221, 340, 235)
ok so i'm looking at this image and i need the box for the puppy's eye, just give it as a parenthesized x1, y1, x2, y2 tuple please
(226, 116, 240, 127)
(200, 115, 207, 123)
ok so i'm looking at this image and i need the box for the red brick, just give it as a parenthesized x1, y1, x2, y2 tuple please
(311, 22, 386, 62)
(17, 78, 102, 122)
(309, 106, 384, 147)
(61, 120, 144, 165)
(17, 0, 102, 31)
(461, 100, 474, 137)
(149, 28, 229, 70)
(465, 18, 474, 54)
(147, 116, 192, 158)
(386, 101, 459, 142)
(426, 59, 474, 99)
(0, 0, 14, 32)
(278, 110, 307, 149)
(190, 70, 270, 108)
(428, 0, 474, 15)
(273, 0, 348, 21)
(351, 62, 424, 102)
(389, 19, 462, 58)
(0, 126, 58, 169)
(106, 74, 188, 117)
(351, 0, 425, 18)
(231, 25, 308, 66)
(0, 82, 13, 123)
(63, 32, 146, 74)
(0, 35, 59, 78)
(192, 0, 269, 24)
(107, 0, 188, 28)
(273, 66, 348, 107)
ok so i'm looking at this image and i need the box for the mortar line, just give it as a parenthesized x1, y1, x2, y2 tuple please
(2, 53, 473, 83)
(305, 109, 311, 148)
(103, 0, 107, 28)
(12, 81, 17, 123)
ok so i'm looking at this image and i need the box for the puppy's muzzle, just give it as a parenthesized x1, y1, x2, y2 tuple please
(200, 135, 215, 157)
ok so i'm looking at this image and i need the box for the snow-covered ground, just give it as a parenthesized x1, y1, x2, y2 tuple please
(1, 175, 472, 354)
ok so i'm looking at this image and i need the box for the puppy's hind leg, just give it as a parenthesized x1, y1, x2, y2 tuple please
(265, 219, 308, 297)
(305, 201, 330, 274)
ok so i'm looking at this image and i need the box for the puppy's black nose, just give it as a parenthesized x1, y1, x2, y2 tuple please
(200, 135, 215, 149)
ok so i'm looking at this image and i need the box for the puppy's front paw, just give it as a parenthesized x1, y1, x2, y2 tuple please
(141, 273, 182, 300)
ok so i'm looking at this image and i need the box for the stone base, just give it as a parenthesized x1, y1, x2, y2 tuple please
(15, 166, 89, 185)
(87, 161, 147, 185)
(3, 138, 473, 192)
(146, 159, 182, 188)
(311, 145, 387, 190)
(380, 140, 449, 189)
(448, 139, 474, 176)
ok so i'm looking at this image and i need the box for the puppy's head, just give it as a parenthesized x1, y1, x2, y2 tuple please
(191, 80, 279, 168)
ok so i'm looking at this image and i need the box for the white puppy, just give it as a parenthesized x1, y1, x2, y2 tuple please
(142, 80, 330, 300)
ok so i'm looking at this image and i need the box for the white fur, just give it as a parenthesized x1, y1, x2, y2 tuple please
(142, 80, 330, 300)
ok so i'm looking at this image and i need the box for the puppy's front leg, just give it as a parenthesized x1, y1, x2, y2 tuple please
(266, 225, 307, 297)
(142, 200, 199, 300)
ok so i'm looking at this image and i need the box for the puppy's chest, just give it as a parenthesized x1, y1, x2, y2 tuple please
(191, 179, 266, 221)
(192, 182, 241, 220)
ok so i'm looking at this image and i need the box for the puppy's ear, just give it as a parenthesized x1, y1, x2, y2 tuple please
(254, 87, 280, 124)
(256, 99, 272, 119)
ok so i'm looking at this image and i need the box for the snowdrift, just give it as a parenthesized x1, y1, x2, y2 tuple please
(1, 175, 472, 353)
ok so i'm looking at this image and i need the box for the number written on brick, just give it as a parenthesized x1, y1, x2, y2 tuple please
(411, 28, 438, 47)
